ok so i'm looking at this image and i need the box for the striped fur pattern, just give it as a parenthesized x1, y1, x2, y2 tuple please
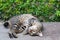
(3, 14, 43, 38)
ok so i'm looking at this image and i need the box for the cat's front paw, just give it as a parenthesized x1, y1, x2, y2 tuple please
(38, 32, 43, 37)
(12, 33, 18, 38)
(8, 33, 13, 38)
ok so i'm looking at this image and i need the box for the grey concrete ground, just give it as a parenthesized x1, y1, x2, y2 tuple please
(0, 22, 60, 40)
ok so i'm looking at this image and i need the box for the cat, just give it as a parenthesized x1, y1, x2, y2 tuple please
(3, 14, 43, 38)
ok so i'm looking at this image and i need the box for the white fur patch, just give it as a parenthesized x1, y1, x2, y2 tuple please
(39, 32, 43, 37)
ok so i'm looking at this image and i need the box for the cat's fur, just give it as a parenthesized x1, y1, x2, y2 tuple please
(3, 15, 24, 38)
(3, 14, 43, 38)
(21, 17, 43, 36)
(18, 14, 43, 36)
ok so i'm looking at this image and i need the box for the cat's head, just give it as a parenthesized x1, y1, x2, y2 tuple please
(28, 25, 43, 36)
(28, 26, 38, 36)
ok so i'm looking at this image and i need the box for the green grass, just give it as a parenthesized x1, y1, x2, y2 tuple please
(0, 0, 60, 21)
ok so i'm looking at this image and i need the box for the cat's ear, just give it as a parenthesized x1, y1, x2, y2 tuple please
(37, 32, 43, 37)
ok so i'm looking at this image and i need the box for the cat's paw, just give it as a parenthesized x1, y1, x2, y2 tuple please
(38, 32, 43, 37)
(8, 33, 13, 38)
(12, 33, 18, 38)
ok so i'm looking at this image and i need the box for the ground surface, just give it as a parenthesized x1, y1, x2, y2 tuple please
(0, 22, 60, 40)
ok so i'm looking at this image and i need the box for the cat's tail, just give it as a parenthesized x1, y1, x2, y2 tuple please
(3, 21, 9, 29)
